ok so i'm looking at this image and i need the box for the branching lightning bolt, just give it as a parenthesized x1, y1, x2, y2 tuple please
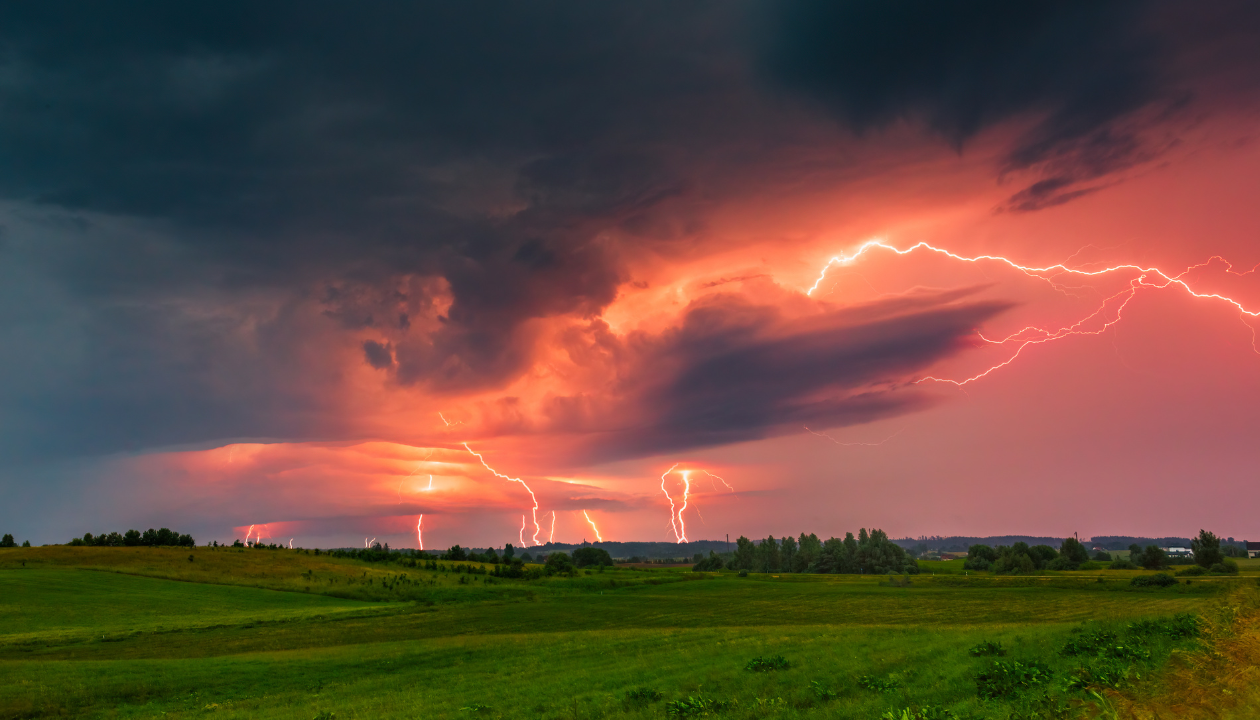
(464, 442, 542, 546)
(245, 524, 255, 545)
(700, 470, 735, 492)
(808, 240, 1260, 385)
(364, 537, 376, 549)
(659, 464, 692, 543)
(582, 510, 603, 542)
(439, 412, 463, 427)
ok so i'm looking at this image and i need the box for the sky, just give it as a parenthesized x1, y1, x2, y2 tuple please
(2, 2, 1260, 549)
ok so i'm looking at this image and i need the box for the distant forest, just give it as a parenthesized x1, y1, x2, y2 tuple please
(894, 535, 1249, 552)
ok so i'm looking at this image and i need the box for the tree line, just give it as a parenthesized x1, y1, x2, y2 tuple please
(964, 529, 1240, 575)
(67, 528, 196, 547)
(0, 534, 30, 547)
(694, 528, 919, 575)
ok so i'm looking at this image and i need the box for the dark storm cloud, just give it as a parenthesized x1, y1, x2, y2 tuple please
(763, 0, 1249, 210)
(0, 2, 1253, 462)
(559, 287, 1013, 463)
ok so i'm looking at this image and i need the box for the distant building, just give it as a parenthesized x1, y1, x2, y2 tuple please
(1163, 547, 1192, 557)
(1247, 541, 1260, 559)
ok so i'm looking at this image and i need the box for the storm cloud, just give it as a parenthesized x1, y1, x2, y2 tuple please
(0, 1, 1255, 465)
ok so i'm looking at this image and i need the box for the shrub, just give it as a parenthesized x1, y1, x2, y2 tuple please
(1061, 630, 1118, 656)
(625, 688, 663, 706)
(1130, 573, 1177, 587)
(858, 674, 902, 692)
(1209, 560, 1239, 575)
(737, 569, 749, 577)
(968, 641, 1006, 657)
(975, 660, 1053, 699)
(809, 681, 837, 700)
(881, 707, 957, 720)
(1175, 565, 1206, 577)
(1077, 561, 1103, 571)
(1109, 559, 1138, 570)
(665, 695, 732, 717)
(1125, 613, 1198, 639)
(745, 655, 790, 672)
(1093, 550, 1112, 562)
(1064, 660, 1136, 690)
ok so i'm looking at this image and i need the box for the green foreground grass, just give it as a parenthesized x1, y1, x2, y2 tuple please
(0, 547, 1250, 719)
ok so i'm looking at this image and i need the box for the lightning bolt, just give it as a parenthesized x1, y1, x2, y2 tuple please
(582, 510, 603, 542)
(439, 412, 463, 427)
(396, 450, 435, 503)
(463, 442, 542, 546)
(417, 515, 424, 551)
(549, 511, 556, 543)
(804, 425, 904, 446)
(288, 538, 293, 549)
(245, 524, 255, 545)
(659, 464, 691, 543)
(700, 470, 735, 492)
(808, 239, 1260, 384)
(365, 537, 376, 549)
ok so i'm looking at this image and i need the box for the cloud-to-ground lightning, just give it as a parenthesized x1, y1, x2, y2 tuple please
(463, 442, 542, 546)
(804, 425, 904, 447)
(364, 537, 375, 549)
(582, 510, 603, 542)
(417, 515, 423, 551)
(519, 515, 527, 547)
(549, 511, 556, 543)
(659, 464, 691, 543)
(808, 240, 1260, 385)
(245, 524, 255, 545)
(288, 538, 293, 549)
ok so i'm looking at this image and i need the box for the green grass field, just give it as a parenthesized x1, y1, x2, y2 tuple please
(0, 547, 1253, 719)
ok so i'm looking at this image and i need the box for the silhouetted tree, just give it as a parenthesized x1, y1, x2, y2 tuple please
(572, 546, 613, 567)
(1192, 529, 1223, 568)
(0, 534, 14, 548)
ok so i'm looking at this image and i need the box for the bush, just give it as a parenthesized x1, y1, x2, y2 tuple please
(1077, 561, 1103, 571)
(968, 641, 1006, 657)
(858, 674, 903, 692)
(1064, 660, 1135, 690)
(1130, 573, 1177, 587)
(744, 655, 790, 672)
(1128, 613, 1199, 639)
(881, 707, 957, 720)
(1176, 565, 1206, 577)
(1209, 560, 1239, 575)
(809, 681, 837, 700)
(975, 660, 1053, 699)
(1109, 559, 1138, 570)
(1093, 550, 1112, 562)
(665, 695, 732, 717)
(544, 552, 576, 576)
(572, 546, 613, 568)
(624, 688, 662, 706)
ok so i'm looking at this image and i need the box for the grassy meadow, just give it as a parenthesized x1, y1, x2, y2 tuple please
(1, 546, 1257, 719)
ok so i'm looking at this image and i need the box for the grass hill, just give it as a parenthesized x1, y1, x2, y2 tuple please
(1, 545, 1258, 719)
